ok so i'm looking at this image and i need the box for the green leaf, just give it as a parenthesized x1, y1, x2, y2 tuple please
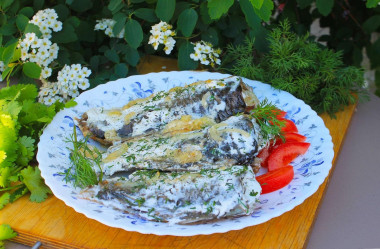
(0, 224, 17, 240)
(178, 41, 198, 70)
(24, 23, 42, 37)
(0, 23, 17, 36)
(0, 84, 38, 101)
(124, 46, 140, 66)
(9, 185, 28, 203)
(0, 192, 10, 209)
(200, 2, 212, 24)
(64, 99, 77, 108)
(113, 13, 127, 36)
(240, 0, 262, 29)
(20, 166, 51, 203)
(16, 14, 29, 32)
(2, 41, 18, 65)
(18, 7, 34, 18)
(0, 0, 14, 10)
(155, 0, 176, 22)
(108, 0, 123, 12)
(316, 0, 334, 16)
(207, 0, 234, 20)
(16, 136, 35, 167)
(201, 27, 219, 46)
(66, 16, 80, 28)
(363, 15, 380, 34)
(22, 62, 41, 79)
(33, 0, 44, 11)
(366, 0, 380, 8)
(114, 63, 128, 78)
(51, 22, 77, 43)
(134, 8, 159, 22)
(69, 0, 93, 12)
(124, 19, 143, 49)
(0, 168, 11, 188)
(296, 0, 313, 9)
(53, 4, 70, 21)
(177, 8, 198, 37)
(253, 0, 274, 22)
(105, 49, 119, 63)
(250, 0, 264, 9)
(76, 20, 95, 42)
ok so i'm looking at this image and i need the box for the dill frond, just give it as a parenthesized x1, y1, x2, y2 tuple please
(64, 126, 103, 188)
(249, 98, 285, 141)
(225, 19, 368, 118)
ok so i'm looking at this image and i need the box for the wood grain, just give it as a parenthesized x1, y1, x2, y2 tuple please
(0, 56, 357, 249)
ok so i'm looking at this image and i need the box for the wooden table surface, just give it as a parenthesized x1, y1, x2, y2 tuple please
(1, 56, 357, 249)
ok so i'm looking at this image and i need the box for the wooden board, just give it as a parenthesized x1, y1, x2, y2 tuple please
(1, 56, 357, 249)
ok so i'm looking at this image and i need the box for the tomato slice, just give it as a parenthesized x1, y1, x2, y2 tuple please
(267, 142, 310, 171)
(280, 119, 298, 133)
(256, 166, 294, 194)
(257, 146, 270, 167)
(284, 132, 306, 142)
(276, 110, 287, 119)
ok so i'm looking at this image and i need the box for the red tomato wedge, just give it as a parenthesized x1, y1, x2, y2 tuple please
(284, 132, 306, 142)
(256, 166, 294, 194)
(280, 119, 298, 133)
(267, 142, 310, 171)
(276, 110, 287, 119)
(257, 146, 270, 167)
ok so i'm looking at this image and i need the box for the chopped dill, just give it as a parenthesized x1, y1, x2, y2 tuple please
(64, 126, 103, 189)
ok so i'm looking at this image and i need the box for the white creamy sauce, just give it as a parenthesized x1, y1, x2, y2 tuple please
(84, 77, 242, 141)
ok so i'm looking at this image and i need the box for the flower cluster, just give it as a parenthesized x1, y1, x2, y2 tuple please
(148, 21, 176, 55)
(190, 41, 221, 67)
(38, 64, 91, 105)
(18, 33, 59, 79)
(94, 19, 124, 38)
(29, 8, 62, 38)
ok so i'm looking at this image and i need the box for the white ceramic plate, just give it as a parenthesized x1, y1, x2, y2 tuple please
(37, 71, 334, 236)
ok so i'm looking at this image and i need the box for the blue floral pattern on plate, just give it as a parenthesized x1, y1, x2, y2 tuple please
(37, 71, 334, 236)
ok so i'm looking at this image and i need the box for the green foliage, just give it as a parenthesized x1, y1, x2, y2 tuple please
(177, 8, 198, 37)
(226, 20, 367, 117)
(0, 224, 17, 247)
(274, 0, 380, 96)
(0, 0, 277, 85)
(0, 84, 67, 209)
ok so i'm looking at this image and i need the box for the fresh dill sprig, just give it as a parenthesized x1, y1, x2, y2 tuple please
(64, 126, 103, 188)
(225, 20, 368, 118)
(249, 98, 285, 140)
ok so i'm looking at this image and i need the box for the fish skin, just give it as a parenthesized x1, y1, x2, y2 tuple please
(81, 165, 261, 224)
(101, 115, 261, 176)
(77, 77, 259, 145)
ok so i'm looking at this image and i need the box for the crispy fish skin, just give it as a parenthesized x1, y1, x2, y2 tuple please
(100, 115, 261, 176)
(77, 77, 259, 145)
(81, 165, 261, 224)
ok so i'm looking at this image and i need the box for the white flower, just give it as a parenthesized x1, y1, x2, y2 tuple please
(41, 67, 52, 79)
(190, 52, 202, 61)
(29, 9, 62, 38)
(148, 21, 176, 54)
(200, 54, 210, 65)
(52, 21, 62, 32)
(94, 19, 123, 38)
(190, 40, 221, 68)
(24, 33, 36, 46)
(78, 79, 90, 90)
